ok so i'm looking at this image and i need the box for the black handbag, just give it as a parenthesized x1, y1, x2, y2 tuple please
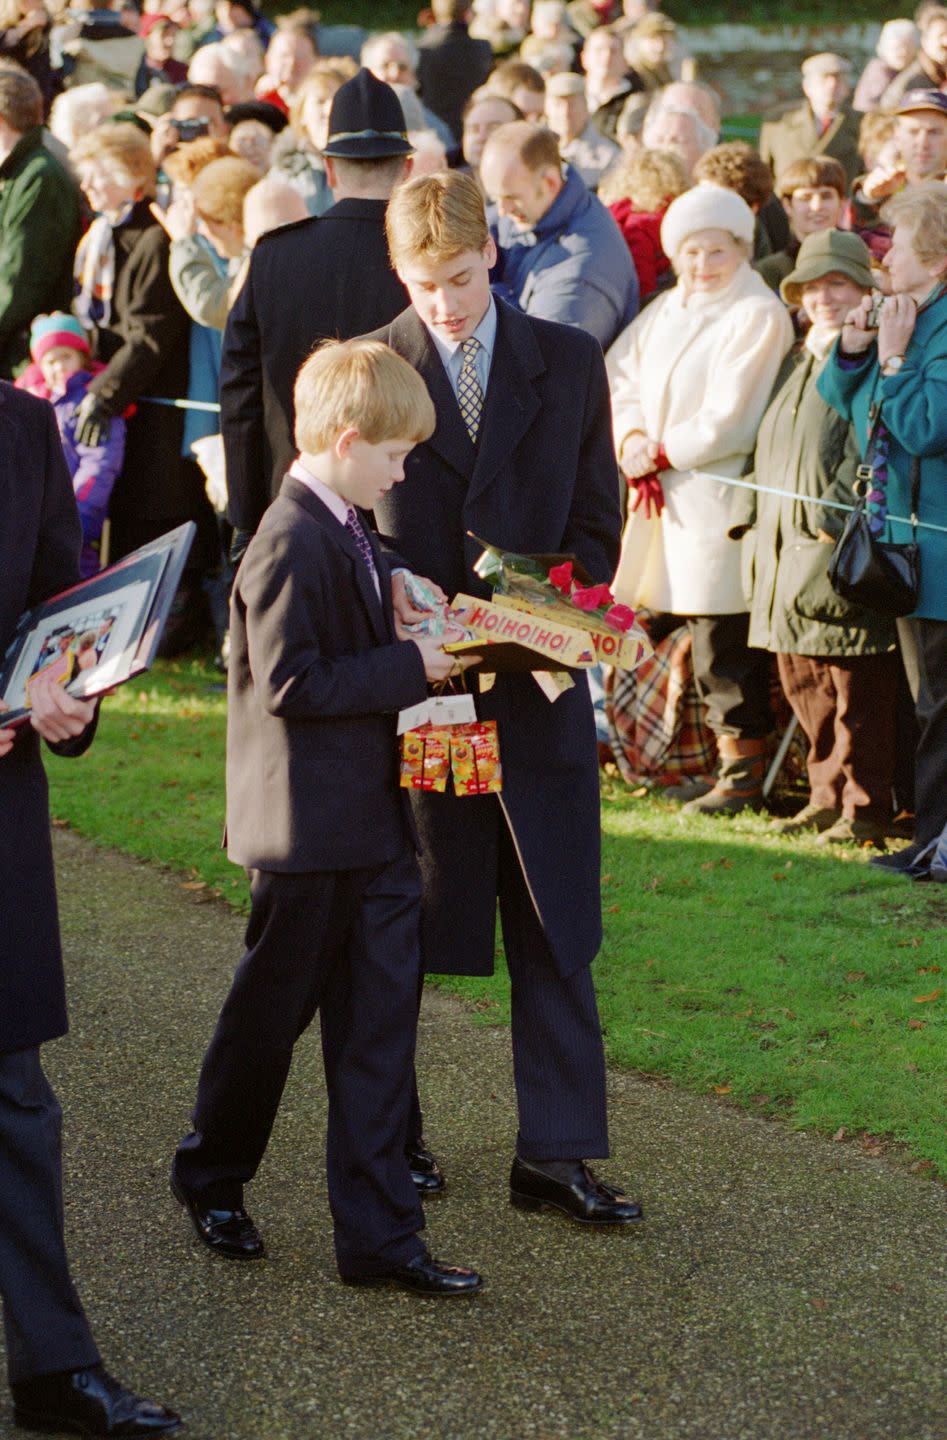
(827, 406, 921, 617)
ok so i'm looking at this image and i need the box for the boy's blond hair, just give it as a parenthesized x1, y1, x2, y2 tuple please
(294, 339, 436, 455)
(385, 170, 489, 269)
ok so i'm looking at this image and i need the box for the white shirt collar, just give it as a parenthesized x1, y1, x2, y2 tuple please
(289, 458, 350, 525)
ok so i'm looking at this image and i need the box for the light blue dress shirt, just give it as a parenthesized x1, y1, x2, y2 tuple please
(425, 298, 498, 402)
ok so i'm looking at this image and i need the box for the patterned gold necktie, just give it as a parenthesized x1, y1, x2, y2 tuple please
(457, 336, 483, 442)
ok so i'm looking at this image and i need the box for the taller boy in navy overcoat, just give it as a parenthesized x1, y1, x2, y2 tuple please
(367, 171, 643, 1224)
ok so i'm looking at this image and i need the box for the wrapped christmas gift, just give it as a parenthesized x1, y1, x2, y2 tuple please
(444, 537, 651, 675)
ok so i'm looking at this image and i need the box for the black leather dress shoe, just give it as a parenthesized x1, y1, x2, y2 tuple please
(344, 1248, 482, 1297)
(510, 1157, 644, 1226)
(406, 1142, 445, 1195)
(11, 1365, 181, 1436)
(870, 841, 926, 874)
(170, 1177, 264, 1259)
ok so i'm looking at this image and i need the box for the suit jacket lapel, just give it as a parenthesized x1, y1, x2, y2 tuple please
(795, 103, 818, 150)
(467, 300, 543, 507)
(387, 307, 475, 479)
(281, 476, 388, 644)
(819, 108, 845, 151)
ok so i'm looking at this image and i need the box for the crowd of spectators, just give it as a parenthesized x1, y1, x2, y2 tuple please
(1, 0, 945, 871)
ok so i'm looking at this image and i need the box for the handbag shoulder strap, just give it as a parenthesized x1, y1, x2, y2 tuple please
(863, 393, 885, 465)
(863, 394, 921, 534)
(909, 454, 921, 533)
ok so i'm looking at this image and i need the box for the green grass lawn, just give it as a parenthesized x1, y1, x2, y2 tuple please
(47, 657, 947, 1174)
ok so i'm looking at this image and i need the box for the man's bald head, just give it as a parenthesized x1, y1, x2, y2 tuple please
(479, 122, 564, 231)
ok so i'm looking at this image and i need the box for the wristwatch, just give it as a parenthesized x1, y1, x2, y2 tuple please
(882, 354, 905, 375)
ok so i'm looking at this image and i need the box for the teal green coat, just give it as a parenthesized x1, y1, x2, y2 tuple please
(817, 290, 947, 621)
(733, 346, 896, 657)
(0, 128, 81, 377)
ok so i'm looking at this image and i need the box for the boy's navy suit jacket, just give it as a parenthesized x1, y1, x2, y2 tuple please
(226, 474, 428, 873)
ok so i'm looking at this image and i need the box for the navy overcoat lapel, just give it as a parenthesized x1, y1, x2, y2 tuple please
(280, 475, 388, 644)
(467, 300, 544, 507)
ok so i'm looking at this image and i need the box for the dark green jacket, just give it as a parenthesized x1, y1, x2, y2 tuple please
(731, 345, 896, 657)
(0, 127, 81, 377)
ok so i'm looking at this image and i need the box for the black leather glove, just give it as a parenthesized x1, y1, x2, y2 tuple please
(74, 393, 112, 448)
(229, 527, 253, 566)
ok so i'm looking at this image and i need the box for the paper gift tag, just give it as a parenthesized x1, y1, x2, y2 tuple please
(429, 693, 477, 726)
(397, 699, 431, 736)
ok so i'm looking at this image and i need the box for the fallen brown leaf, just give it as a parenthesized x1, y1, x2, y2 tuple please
(913, 988, 942, 1004)
(809, 1297, 828, 1311)
(917, 965, 942, 974)
(181, 881, 206, 891)
(845, 971, 866, 982)
(908, 1019, 926, 1030)
(832, 1126, 846, 1142)
(713, 1084, 732, 1094)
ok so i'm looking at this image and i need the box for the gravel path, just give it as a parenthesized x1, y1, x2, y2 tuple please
(2, 830, 944, 1440)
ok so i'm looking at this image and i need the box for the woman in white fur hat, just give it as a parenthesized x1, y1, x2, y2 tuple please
(606, 182, 793, 812)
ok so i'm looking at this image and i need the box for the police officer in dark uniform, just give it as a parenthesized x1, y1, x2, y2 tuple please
(221, 69, 413, 548)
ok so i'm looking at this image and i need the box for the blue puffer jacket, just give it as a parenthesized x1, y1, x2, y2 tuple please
(492, 164, 639, 351)
(818, 287, 947, 621)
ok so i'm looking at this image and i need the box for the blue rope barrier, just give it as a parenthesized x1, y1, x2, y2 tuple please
(138, 398, 947, 537)
(700, 470, 947, 538)
(141, 396, 221, 412)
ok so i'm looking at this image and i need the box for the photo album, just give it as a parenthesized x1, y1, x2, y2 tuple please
(0, 523, 195, 726)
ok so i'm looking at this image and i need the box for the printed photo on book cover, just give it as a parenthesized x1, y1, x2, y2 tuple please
(5, 580, 152, 712)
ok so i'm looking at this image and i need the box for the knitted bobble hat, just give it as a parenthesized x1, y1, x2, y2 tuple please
(30, 312, 91, 364)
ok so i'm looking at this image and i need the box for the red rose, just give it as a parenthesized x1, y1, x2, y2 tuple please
(571, 583, 614, 611)
(604, 603, 636, 633)
(548, 561, 574, 595)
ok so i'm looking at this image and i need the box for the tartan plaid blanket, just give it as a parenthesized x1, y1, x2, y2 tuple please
(603, 616, 717, 787)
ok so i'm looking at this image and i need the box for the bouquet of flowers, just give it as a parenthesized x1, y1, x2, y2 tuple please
(473, 540, 638, 637)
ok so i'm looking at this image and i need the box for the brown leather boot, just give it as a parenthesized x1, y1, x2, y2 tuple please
(680, 736, 767, 816)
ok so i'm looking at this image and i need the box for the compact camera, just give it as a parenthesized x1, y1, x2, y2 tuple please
(867, 293, 886, 328)
(172, 116, 210, 141)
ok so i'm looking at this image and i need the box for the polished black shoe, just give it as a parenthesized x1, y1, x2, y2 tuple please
(170, 1177, 264, 1259)
(11, 1365, 182, 1436)
(869, 840, 926, 874)
(344, 1248, 483, 1297)
(510, 1157, 644, 1226)
(406, 1142, 445, 1195)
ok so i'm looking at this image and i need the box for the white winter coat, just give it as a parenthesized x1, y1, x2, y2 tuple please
(606, 262, 794, 615)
